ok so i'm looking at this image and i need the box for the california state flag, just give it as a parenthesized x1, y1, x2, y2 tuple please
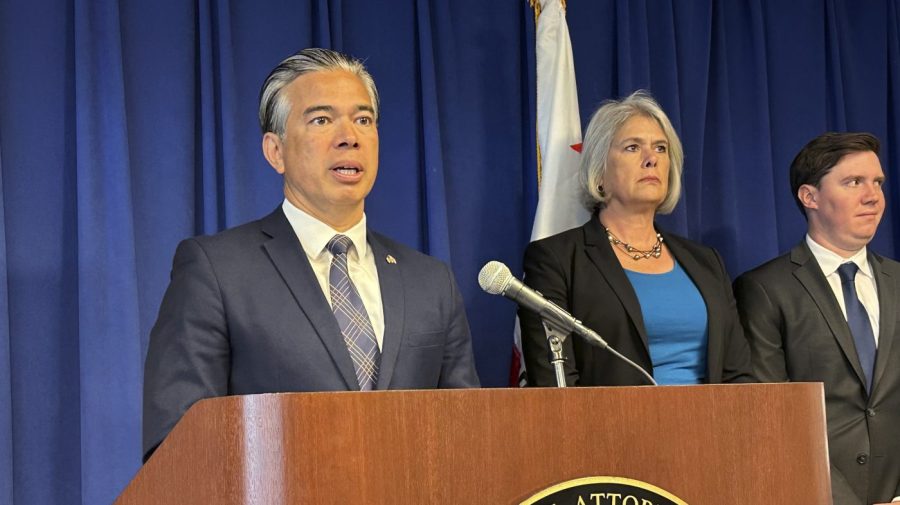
(511, 0, 588, 386)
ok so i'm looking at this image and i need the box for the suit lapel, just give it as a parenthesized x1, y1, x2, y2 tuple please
(790, 243, 869, 388)
(258, 208, 359, 390)
(870, 253, 895, 393)
(582, 218, 650, 351)
(368, 232, 404, 390)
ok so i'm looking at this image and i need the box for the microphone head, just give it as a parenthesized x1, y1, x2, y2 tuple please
(478, 261, 513, 295)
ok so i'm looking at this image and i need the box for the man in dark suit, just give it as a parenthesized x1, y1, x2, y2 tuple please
(734, 132, 900, 505)
(142, 48, 480, 461)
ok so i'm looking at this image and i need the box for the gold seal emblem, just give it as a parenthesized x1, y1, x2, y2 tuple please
(520, 476, 689, 505)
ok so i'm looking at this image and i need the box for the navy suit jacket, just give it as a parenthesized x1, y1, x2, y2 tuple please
(143, 208, 479, 460)
(734, 242, 900, 505)
(520, 217, 753, 386)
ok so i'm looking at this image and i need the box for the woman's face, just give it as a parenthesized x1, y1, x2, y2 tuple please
(602, 114, 670, 213)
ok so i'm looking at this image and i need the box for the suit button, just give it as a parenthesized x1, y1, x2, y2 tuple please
(866, 408, 876, 417)
(857, 454, 868, 465)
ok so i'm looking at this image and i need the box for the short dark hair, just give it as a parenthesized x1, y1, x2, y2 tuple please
(790, 132, 880, 215)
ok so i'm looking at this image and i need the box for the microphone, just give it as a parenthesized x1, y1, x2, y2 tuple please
(478, 261, 608, 349)
(478, 260, 656, 386)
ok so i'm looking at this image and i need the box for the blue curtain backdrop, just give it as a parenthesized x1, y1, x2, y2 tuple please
(1, 0, 899, 503)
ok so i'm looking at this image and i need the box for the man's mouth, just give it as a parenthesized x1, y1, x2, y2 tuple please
(332, 166, 362, 175)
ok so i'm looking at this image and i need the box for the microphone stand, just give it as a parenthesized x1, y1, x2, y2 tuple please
(542, 319, 658, 387)
(543, 322, 568, 388)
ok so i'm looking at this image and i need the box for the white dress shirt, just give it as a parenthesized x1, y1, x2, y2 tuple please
(806, 235, 880, 347)
(282, 200, 385, 349)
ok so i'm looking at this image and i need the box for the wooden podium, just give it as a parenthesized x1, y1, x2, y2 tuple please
(115, 384, 832, 504)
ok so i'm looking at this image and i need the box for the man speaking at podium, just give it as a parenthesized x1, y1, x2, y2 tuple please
(734, 133, 900, 505)
(142, 48, 480, 461)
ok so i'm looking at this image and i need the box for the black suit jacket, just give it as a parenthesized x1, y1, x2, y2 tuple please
(520, 217, 753, 386)
(734, 242, 900, 505)
(143, 208, 480, 460)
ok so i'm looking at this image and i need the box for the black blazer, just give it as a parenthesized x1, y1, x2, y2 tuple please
(734, 242, 900, 505)
(520, 217, 753, 386)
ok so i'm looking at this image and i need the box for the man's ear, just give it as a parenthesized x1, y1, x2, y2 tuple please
(262, 132, 285, 175)
(798, 184, 818, 211)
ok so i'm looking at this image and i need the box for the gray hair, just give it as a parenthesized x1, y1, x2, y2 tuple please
(258, 48, 380, 137)
(579, 90, 684, 214)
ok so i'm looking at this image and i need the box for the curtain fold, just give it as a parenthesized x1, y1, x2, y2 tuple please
(889, 0, 900, 242)
(1, 1, 82, 503)
(414, 0, 452, 261)
(195, 0, 227, 232)
(0, 142, 13, 505)
(73, 1, 143, 503)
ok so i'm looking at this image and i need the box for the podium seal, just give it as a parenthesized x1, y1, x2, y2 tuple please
(520, 476, 689, 505)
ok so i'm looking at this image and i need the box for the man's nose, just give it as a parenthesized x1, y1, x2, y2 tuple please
(334, 120, 359, 148)
(862, 183, 882, 204)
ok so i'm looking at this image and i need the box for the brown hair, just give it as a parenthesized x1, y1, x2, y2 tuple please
(790, 132, 880, 215)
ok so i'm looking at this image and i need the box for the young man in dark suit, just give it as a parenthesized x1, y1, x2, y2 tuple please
(142, 48, 480, 461)
(734, 132, 900, 505)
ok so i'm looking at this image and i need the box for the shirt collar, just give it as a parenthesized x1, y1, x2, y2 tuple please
(805, 234, 871, 278)
(281, 199, 368, 260)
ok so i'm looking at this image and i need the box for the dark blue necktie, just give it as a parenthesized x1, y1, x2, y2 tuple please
(327, 234, 380, 391)
(837, 263, 876, 393)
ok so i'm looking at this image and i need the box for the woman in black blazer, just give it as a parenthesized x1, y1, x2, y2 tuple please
(520, 91, 753, 387)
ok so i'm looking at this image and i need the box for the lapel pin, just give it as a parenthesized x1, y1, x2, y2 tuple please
(386, 254, 397, 264)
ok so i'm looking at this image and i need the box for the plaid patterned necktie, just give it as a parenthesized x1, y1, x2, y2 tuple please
(837, 262, 877, 393)
(326, 234, 380, 390)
